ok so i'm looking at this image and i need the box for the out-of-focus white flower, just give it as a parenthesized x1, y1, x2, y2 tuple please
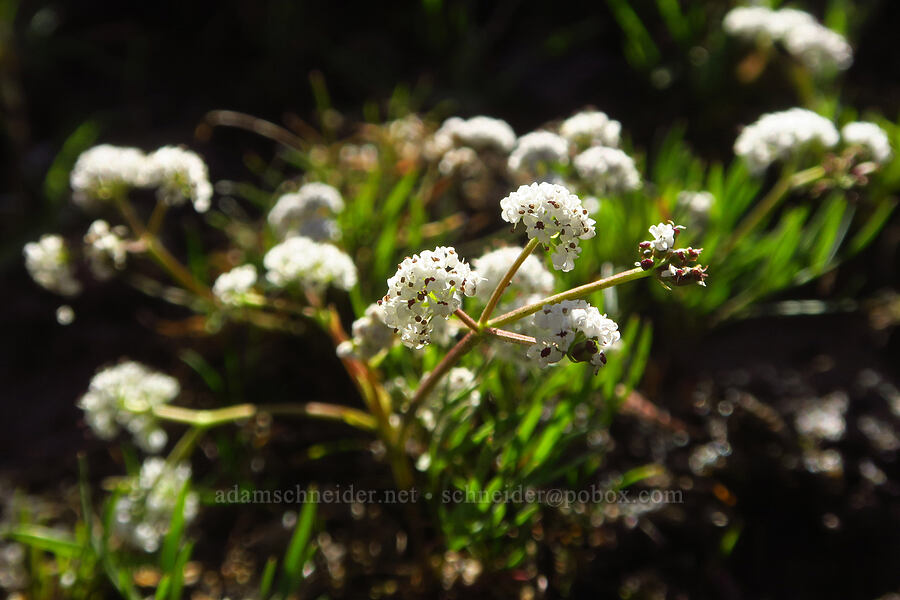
(723, 6, 851, 73)
(337, 303, 396, 361)
(472, 246, 554, 305)
(70, 145, 148, 208)
(23, 234, 82, 296)
(646, 222, 677, 252)
(677, 191, 715, 216)
(795, 393, 847, 442)
(114, 458, 198, 552)
(427, 116, 516, 158)
(142, 146, 213, 212)
(264, 236, 357, 292)
(418, 367, 481, 433)
(734, 108, 839, 173)
(78, 361, 178, 453)
(56, 305, 75, 325)
(438, 147, 482, 177)
(84, 220, 128, 280)
(500, 182, 595, 272)
(212, 264, 258, 306)
(560, 111, 622, 148)
(507, 131, 570, 176)
(842, 122, 893, 164)
(782, 21, 852, 72)
(267, 183, 344, 241)
(379, 247, 477, 348)
(525, 300, 620, 368)
(573, 146, 642, 194)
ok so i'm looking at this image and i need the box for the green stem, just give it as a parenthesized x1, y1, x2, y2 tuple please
(477, 237, 540, 325)
(488, 266, 653, 328)
(484, 327, 536, 346)
(166, 426, 205, 466)
(153, 402, 377, 431)
(726, 164, 826, 252)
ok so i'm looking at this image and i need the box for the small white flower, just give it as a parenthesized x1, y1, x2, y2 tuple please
(379, 246, 477, 348)
(734, 108, 839, 173)
(267, 182, 344, 241)
(84, 220, 128, 280)
(339, 303, 396, 360)
(560, 110, 622, 148)
(841, 121, 893, 164)
(212, 264, 258, 306)
(142, 146, 213, 212)
(499, 182, 595, 272)
(677, 191, 715, 216)
(264, 236, 357, 292)
(78, 361, 178, 453)
(438, 147, 482, 177)
(70, 145, 149, 208)
(427, 116, 516, 158)
(507, 131, 570, 176)
(782, 21, 852, 72)
(472, 246, 554, 305)
(573, 146, 642, 194)
(56, 305, 75, 325)
(646, 222, 676, 252)
(114, 458, 198, 552)
(23, 234, 82, 296)
(525, 300, 620, 368)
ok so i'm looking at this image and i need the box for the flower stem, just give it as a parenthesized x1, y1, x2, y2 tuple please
(453, 308, 480, 332)
(487, 266, 653, 328)
(726, 164, 826, 252)
(477, 237, 540, 325)
(153, 402, 377, 430)
(484, 327, 536, 345)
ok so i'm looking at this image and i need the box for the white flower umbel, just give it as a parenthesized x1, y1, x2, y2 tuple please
(646, 222, 677, 252)
(734, 108, 839, 173)
(677, 191, 715, 216)
(336, 303, 396, 361)
(573, 146, 642, 194)
(507, 131, 570, 176)
(472, 246, 554, 305)
(438, 147, 482, 177)
(212, 264, 258, 306)
(114, 458, 198, 553)
(264, 236, 357, 292)
(84, 220, 128, 281)
(70, 145, 149, 208)
(379, 247, 477, 348)
(560, 110, 622, 148)
(525, 300, 620, 368)
(78, 361, 179, 453)
(428, 116, 516, 157)
(500, 182, 596, 272)
(723, 7, 851, 73)
(23, 234, 82, 296)
(142, 146, 213, 212)
(267, 182, 345, 241)
(782, 21, 852, 72)
(842, 122, 893, 165)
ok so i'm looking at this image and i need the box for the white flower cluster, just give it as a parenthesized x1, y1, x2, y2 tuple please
(795, 393, 847, 442)
(70, 145, 148, 208)
(114, 458, 198, 553)
(507, 131, 570, 176)
(142, 146, 214, 213)
(379, 247, 477, 348)
(267, 182, 345, 241)
(336, 303, 396, 361)
(525, 300, 620, 368)
(212, 264, 258, 306)
(560, 110, 622, 148)
(677, 191, 715, 216)
(428, 116, 517, 157)
(472, 246, 554, 306)
(734, 108, 839, 173)
(723, 6, 852, 72)
(438, 147, 481, 177)
(500, 182, 596, 272)
(263, 236, 357, 292)
(573, 146, 642, 194)
(70, 144, 213, 212)
(84, 220, 128, 280)
(77, 361, 179, 453)
(841, 121, 893, 165)
(23, 234, 82, 296)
